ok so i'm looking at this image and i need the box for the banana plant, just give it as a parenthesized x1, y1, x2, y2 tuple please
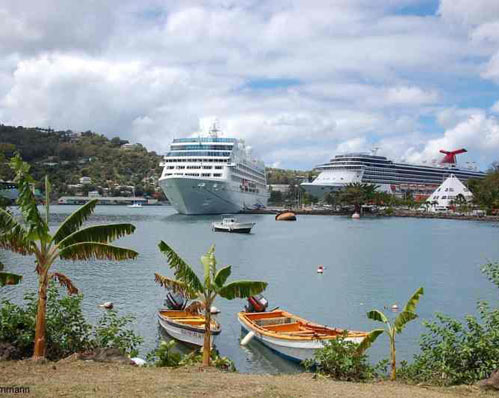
(0, 261, 22, 286)
(0, 154, 138, 360)
(154, 241, 267, 366)
(357, 287, 424, 380)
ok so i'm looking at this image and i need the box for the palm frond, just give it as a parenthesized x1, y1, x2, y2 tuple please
(154, 273, 198, 299)
(58, 242, 138, 261)
(0, 272, 23, 286)
(49, 272, 79, 295)
(158, 241, 204, 293)
(355, 328, 384, 355)
(9, 154, 48, 240)
(52, 199, 98, 243)
(218, 280, 267, 299)
(393, 311, 418, 334)
(57, 223, 136, 248)
(0, 208, 33, 255)
(185, 300, 204, 314)
(213, 265, 232, 288)
(402, 287, 424, 313)
(366, 310, 389, 325)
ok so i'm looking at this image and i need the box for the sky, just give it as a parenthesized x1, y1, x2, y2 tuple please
(0, 0, 499, 170)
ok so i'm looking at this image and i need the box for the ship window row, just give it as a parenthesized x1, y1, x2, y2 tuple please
(170, 144, 233, 151)
(230, 175, 266, 189)
(235, 165, 265, 180)
(231, 170, 266, 185)
(238, 163, 265, 175)
(164, 173, 223, 178)
(172, 137, 237, 143)
(166, 151, 231, 157)
(163, 158, 229, 163)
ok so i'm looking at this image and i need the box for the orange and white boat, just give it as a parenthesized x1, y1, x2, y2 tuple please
(238, 308, 368, 362)
(158, 310, 221, 347)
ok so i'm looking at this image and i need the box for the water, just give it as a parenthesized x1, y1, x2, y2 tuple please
(1, 205, 498, 373)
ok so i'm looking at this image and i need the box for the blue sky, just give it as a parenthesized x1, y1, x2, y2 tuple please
(0, 0, 498, 170)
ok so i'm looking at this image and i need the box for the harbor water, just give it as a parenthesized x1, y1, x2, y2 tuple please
(1, 205, 498, 373)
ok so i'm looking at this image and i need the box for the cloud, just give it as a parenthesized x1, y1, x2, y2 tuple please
(0, 0, 498, 169)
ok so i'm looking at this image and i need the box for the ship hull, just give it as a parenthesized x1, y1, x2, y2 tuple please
(159, 177, 268, 215)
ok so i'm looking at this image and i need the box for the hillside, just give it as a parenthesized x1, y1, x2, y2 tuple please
(0, 125, 164, 199)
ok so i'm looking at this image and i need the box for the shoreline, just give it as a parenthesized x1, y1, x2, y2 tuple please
(243, 208, 499, 222)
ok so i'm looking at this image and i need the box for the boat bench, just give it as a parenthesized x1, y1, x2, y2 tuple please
(255, 317, 293, 327)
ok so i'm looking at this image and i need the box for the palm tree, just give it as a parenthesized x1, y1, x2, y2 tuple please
(154, 241, 267, 366)
(358, 287, 424, 380)
(0, 155, 138, 360)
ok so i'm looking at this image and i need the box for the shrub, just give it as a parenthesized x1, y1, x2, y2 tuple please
(146, 340, 182, 367)
(399, 263, 499, 386)
(94, 310, 143, 358)
(303, 332, 380, 381)
(0, 283, 143, 360)
(147, 341, 236, 371)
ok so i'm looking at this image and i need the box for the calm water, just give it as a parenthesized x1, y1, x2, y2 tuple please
(1, 205, 498, 373)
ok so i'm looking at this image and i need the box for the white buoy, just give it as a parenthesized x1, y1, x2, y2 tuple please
(130, 357, 147, 366)
(240, 331, 255, 346)
(98, 302, 114, 309)
(317, 265, 324, 274)
(210, 306, 220, 314)
(352, 212, 360, 219)
(391, 304, 399, 311)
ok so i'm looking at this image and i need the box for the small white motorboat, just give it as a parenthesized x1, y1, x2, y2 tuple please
(212, 216, 255, 233)
(157, 309, 221, 347)
(128, 202, 143, 208)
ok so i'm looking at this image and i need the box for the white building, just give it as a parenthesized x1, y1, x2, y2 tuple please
(426, 174, 473, 212)
(80, 176, 92, 184)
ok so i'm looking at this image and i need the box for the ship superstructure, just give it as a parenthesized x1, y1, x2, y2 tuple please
(159, 122, 268, 214)
(301, 148, 485, 199)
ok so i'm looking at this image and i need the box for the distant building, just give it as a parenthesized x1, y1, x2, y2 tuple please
(121, 143, 138, 150)
(80, 176, 92, 184)
(268, 184, 291, 193)
(88, 191, 101, 198)
(426, 174, 473, 212)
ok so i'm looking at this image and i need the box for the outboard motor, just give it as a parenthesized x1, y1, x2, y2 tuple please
(164, 290, 187, 310)
(245, 295, 268, 313)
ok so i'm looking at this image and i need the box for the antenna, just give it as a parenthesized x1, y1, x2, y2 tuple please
(209, 118, 220, 138)
(371, 147, 380, 156)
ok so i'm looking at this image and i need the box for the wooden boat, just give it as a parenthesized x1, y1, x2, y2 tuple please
(158, 309, 221, 347)
(238, 309, 368, 362)
(275, 211, 296, 221)
(212, 216, 255, 233)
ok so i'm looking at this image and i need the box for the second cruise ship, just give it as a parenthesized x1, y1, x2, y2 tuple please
(159, 122, 269, 215)
(301, 148, 485, 199)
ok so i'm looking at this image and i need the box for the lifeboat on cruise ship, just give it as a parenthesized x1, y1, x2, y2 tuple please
(275, 211, 297, 221)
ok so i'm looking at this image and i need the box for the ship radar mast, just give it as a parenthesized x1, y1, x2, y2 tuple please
(208, 118, 221, 138)
(371, 147, 380, 156)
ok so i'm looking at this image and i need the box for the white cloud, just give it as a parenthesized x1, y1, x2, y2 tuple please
(438, 0, 499, 25)
(491, 101, 499, 114)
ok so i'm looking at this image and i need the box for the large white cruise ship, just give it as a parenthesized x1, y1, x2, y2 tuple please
(301, 148, 486, 199)
(159, 123, 269, 215)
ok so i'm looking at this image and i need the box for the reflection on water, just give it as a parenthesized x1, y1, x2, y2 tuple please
(1, 205, 498, 374)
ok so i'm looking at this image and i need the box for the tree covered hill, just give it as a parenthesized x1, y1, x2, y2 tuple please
(0, 124, 163, 198)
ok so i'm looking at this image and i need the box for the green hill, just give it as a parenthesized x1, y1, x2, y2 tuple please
(0, 124, 164, 199)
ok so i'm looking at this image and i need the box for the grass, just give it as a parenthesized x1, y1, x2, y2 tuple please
(0, 360, 494, 398)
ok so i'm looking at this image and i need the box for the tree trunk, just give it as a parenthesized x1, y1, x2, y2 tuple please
(202, 303, 212, 367)
(390, 335, 396, 381)
(33, 273, 48, 361)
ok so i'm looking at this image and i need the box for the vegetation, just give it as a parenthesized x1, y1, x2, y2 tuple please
(399, 263, 499, 386)
(0, 283, 143, 360)
(339, 183, 378, 214)
(147, 340, 236, 371)
(362, 287, 424, 381)
(154, 242, 267, 366)
(303, 332, 387, 381)
(0, 260, 22, 286)
(468, 166, 499, 214)
(0, 124, 164, 199)
(0, 155, 138, 360)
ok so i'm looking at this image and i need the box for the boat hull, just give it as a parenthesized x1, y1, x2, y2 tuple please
(212, 222, 255, 233)
(158, 312, 220, 347)
(159, 177, 268, 215)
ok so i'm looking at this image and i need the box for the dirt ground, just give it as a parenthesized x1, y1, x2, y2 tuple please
(0, 361, 493, 398)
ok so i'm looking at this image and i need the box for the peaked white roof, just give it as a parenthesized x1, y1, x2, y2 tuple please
(427, 174, 473, 208)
